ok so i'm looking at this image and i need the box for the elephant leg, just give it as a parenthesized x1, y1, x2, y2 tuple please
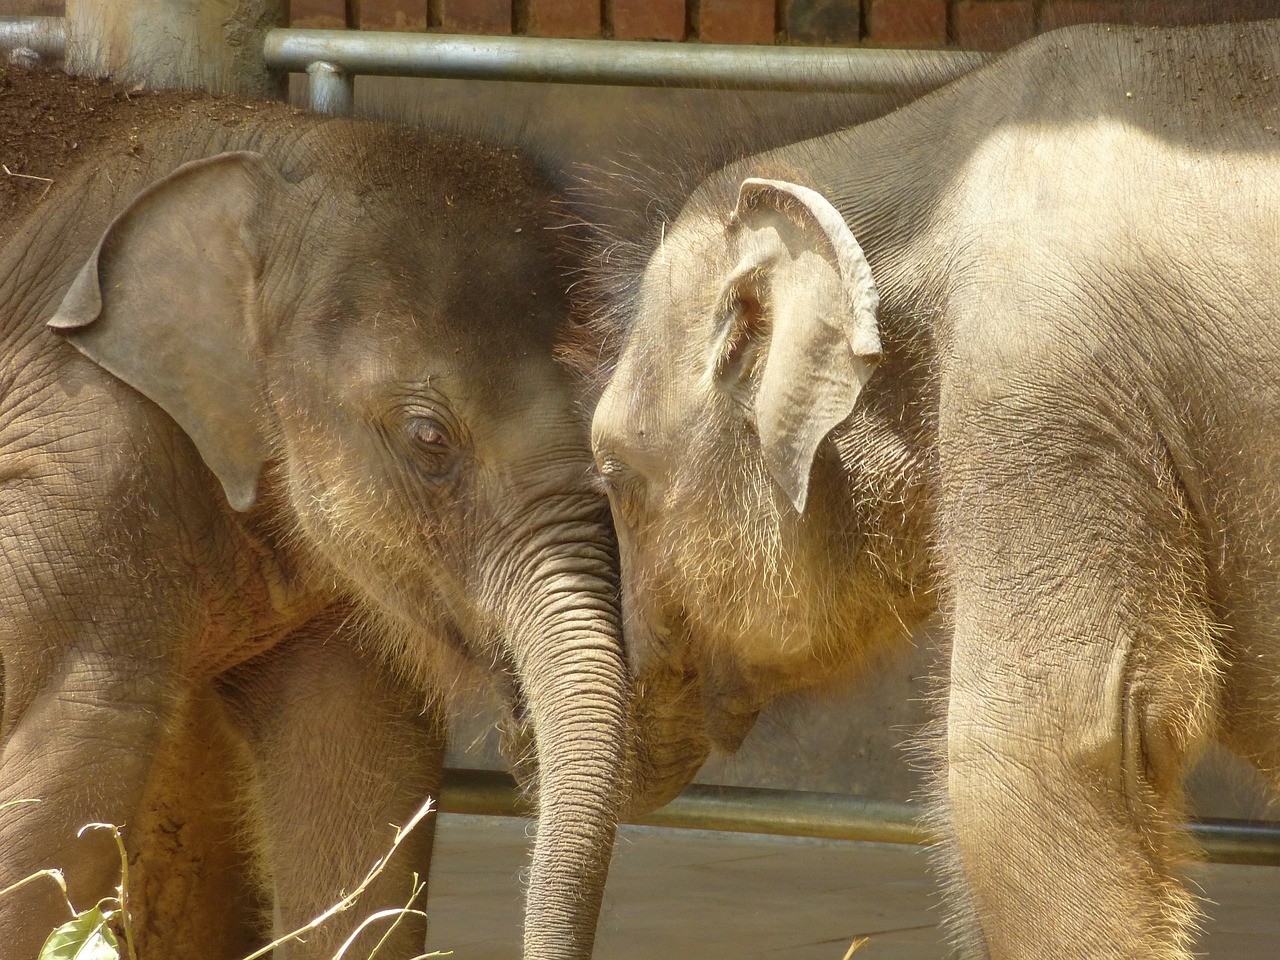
(217, 615, 444, 960)
(0, 634, 182, 958)
(937, 413, 1222, 959)
(124, 686, 265, 960)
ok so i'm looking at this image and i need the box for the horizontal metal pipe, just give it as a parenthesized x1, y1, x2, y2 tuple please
(264, 28, 988, 93)
(0, 16, 66, 59)
(439, 768, 1280, 867)
(1188, 819, 1280, 867)
(641, 781, 928, 846)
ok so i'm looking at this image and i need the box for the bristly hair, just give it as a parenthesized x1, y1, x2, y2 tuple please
(337, 65, 989, 399)
(554, 75, 974, 400)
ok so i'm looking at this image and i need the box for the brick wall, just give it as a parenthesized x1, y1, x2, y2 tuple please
(291, 0, 1280, 50)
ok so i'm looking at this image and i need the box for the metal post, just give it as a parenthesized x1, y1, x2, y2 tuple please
(306, 60, 354, 115)
(0, 16, 67, 61)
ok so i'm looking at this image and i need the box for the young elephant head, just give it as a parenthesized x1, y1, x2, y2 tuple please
(45, 125, 625, 959)
(592, 173, 936, 763)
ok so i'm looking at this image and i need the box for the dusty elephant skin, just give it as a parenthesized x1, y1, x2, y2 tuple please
(0, 70, 630, 960)
(589, 20, 1280, 960)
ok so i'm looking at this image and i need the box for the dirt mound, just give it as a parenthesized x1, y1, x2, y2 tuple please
(0, 65, 213, 240)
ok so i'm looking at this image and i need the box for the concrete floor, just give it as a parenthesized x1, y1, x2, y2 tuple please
(425, 814, 1280, 959)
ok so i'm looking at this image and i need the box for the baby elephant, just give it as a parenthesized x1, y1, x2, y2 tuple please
(0, 79, 635, 959)
(590, 19, 1280, 960)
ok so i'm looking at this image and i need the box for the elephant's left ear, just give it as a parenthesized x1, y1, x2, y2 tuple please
(49, 151, 279, 512)
(714, 177, 881, 514)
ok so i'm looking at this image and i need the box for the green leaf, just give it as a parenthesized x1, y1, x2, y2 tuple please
(38, 905, 121, 960)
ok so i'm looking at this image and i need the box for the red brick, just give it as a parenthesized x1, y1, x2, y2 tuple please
(784, 0, 860, 44)
(526, 0, 602, 36)
(611, 0, 685, 40)
(291, 0, 349, 28)
(700, 0, 776, 43)
(4, 0, 64, 12)
(356, 0, 428, 30)
(953, 1, 1033, 50)
(1038, 0, 1126, 30)
(439, 0, 513, 33)
(1129, 0, 1280, 24)
(867, 0, 947, 46)
(1127, 1, 1202, 24)
(1216, 0, 1280, 20)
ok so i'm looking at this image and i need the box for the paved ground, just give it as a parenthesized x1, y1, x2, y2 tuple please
(425, 813, 1280, 959)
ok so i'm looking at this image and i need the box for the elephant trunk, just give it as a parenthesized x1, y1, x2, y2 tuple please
(505, 532, 629, 960)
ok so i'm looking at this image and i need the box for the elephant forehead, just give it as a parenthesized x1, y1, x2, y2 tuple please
(330, 327, 568, 418)
(609, 224, 725, 419)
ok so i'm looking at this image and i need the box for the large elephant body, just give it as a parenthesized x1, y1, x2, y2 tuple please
(0, 69, 631, 960)
(591, 20, 1280, 959)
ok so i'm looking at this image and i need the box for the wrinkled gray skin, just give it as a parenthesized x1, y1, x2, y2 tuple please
(592, 20, 1280, 960)
(0, 100, 678, 960)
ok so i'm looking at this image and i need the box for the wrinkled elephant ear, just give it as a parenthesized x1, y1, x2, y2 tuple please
(48, 152, 278, 512)
(712, 177, 881, 514)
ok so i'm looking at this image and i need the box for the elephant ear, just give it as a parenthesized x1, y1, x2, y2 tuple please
(48, 152, 278, 512)
(712, 177, 881, 514)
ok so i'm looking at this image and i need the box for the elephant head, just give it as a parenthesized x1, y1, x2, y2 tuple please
(44, 126, 627, 959)
(591, 171, 936, 763)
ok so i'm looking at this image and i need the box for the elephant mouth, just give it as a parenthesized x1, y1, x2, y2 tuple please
(616, 660, 712, 817)
(696, 649, 765, 754)
(704, 701, 761, 753)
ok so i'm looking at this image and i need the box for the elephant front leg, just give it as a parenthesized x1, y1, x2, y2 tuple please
(0, 644, 181, 958)
(217, 615, 444, 960)
(937, 422, 1223, 959)
(125, 686, 265, 960)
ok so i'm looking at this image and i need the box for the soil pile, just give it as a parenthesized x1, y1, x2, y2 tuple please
(0, 66, 210, 240)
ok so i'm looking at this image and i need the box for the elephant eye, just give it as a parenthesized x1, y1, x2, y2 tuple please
(407, 417, 449, 450)
(596, 456, 645, 527)
(595, 455, 627, 488)
(404, 416, 456, 479)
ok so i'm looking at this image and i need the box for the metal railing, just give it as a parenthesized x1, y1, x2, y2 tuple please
(2, 17, 987, 114)
(441, 768, 1280, 867)
(263, 28, 989, 113)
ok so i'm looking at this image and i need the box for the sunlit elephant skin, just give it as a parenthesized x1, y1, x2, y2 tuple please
(589, 20, 1280, 960)
(0, 96, 626, 960)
